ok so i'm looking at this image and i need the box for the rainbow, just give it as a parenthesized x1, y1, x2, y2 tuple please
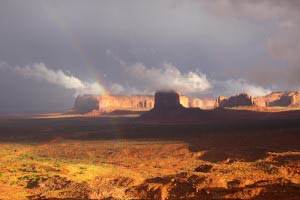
(43, 2, 109, 95)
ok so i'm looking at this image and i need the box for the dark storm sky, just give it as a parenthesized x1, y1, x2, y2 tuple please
(1, 0, 300, 113)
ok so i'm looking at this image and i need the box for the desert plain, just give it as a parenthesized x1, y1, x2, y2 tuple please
(1, 107, 300, 200)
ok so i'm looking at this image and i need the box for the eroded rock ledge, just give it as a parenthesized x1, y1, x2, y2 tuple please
(69, 91, 300, 114)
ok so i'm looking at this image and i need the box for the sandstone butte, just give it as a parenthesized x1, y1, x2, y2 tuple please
(254, 91, 300, 107)
(139, 90, 205, 121)
(70, 91, 300, 114)
(70, 93, 215, 114)
(154, 90, 182, 110)
(215, 93, 254, 108)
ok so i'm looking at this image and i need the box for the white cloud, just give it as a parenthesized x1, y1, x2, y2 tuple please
(107, 61, 272, 97)
(123, 62, 271, 97)
(125, 63, 212, 94)
(0, 62, 145, 96)
(109, 83, 125, 94)
(14, 63, 85, 90)
(222, 79, 271, 97)
(0, 61, 272, 98)
(10, 63, 105, 96)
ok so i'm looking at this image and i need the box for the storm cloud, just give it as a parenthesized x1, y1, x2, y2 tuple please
(124, 63, 211, 94)
(0, 0, 298, 113)
(209, 0, 300, 89)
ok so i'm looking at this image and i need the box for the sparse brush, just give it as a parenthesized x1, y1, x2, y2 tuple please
(252, 162, 279, 174)
(54, 161, 61, 168)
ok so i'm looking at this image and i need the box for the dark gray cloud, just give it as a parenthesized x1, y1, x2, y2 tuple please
(0, 0, 298, 113)
(209, 0, 300, 89)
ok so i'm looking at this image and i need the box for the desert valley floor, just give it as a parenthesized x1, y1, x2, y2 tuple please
(1, 108, 300, 199)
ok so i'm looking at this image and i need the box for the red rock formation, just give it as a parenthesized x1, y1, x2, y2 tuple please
(73, 95, 99, 114)
(72, 94, 154, 114)
(97, 95, 154, 112)
(71, 92, 194, 114)
(213, 91, 300, 108)
(154, 90, 183, 110)
(254, 92, 300, 107)
(216, 93, 254, 108)
(189, 98, 216, 109)
(179, 96, 189, 108)
(74, 91, 287, 115)
(140, 90, 202, 121)
(215, 96, 227, 108)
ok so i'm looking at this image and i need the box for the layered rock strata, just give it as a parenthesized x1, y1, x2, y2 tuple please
(72, 94, 154, 114)
(189, 98, 215, 109)
(254, 92, 300, 107)
(71, 92, 212, 114)
(215, 93, 254, 108)
(154, 90, 183, 110)
(71, 91, 300, 115)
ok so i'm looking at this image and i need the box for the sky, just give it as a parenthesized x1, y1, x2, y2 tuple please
(1, 0, 300, 114)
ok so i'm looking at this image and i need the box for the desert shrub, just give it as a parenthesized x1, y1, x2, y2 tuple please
(54, 160, 62, 168)
(227, 179, 241, 189)
(194, 164, 213, 173)
(252, 162, 279, 174)
(78, 166, 87, 174)
(18, 174, 43, 188)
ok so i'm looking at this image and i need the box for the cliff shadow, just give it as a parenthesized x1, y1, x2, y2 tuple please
(1, 110, 300, 162)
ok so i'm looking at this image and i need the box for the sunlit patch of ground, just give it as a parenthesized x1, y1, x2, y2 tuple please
(1, 113, 300, 199)
(0, 139, 300, 199)
(0, 110, 143, 120)
(230, 106, 300, 112)
(0, 140, 202, 199)
(0, 113, 83, 120)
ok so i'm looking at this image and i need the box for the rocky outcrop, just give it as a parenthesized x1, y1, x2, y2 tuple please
(213, 91, 300, 108)
(189, 98, 216, 109)
(73, 95, 99, 114)
(254, 92, 300, 107)
(154, 90, 183, 110)
(140, 91, 204, 121)
(70, 92, 214, 114)
(98, 95, 154, 112)
(216, 93, 254, 108)
(71, 94, 154, 114)
(179, 95, 189, 108)
(126, 172, 206, 200)
(70, 91, 300, 115)
(215, 96, 227, 108)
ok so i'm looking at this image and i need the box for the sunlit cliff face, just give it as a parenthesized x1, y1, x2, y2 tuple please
(71, 93, 193, 114)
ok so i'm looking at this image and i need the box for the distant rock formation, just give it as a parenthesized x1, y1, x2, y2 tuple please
(216, 93, 254, 108)
(254, 92, 300, 107)
(70, 90, 300, 115)
(179, 95, 189, 108)
(215, 96, 228, 108)
(214, 91, 300, 108)
(98, 95, 154, 112)
(154, 90, 183, 110)
(140, 90, 204, 121)
(70, 94, 154, 114)
(189, 98, 215, 109)
(212, 91, 300, 108)
(69, 84, 227, 115)
(70, 92, 203, 114)
(73, 95, 99, 114)
(69, 90, 300, 115)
